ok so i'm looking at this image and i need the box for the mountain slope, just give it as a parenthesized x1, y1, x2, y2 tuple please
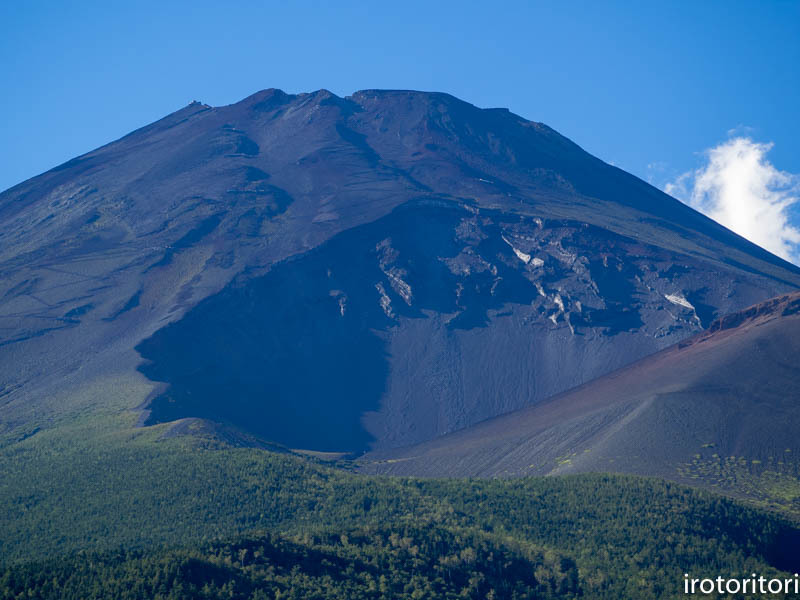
(1, 88, 799, 454)
(360, 291, 800, 510)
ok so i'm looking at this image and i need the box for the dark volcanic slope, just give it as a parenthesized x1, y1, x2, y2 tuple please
(360, 292, 800, 484)
(1, 88, 799, 453)
(136, 200, 796, 453)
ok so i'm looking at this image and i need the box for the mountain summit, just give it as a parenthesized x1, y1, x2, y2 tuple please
(1, 89, 798, 453)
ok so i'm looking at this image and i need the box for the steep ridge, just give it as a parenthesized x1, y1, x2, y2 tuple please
(1, 89, 798, 453)
(360, 291, 800, 511)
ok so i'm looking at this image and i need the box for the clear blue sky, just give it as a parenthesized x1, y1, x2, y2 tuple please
(1, 0, 798, 194)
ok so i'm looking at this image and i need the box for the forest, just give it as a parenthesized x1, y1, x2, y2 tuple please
(2, 434, 799, 599)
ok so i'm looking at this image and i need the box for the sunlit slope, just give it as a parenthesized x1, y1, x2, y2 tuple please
(361, 292, 800, 512)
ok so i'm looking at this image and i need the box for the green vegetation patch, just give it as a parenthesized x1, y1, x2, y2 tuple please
(678, 452, 800, 514)
(1, 412, 799, 599)
(0, 525, 579, 600)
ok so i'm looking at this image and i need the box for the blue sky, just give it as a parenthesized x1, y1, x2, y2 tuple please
(1, 1, 798, 209)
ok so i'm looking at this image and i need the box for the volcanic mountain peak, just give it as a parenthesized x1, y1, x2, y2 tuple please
(1, 88, 799, 455)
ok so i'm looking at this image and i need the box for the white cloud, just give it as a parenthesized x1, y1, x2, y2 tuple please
(666, 137, 800, 264)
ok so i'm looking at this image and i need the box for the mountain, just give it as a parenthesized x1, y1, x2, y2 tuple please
(360, 291, 800, 510)
(1, 88, 799, 455)
(5, 87, 800, 599)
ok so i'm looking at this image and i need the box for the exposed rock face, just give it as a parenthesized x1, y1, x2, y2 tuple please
(1, 88, 798, 451)
(136, 200, 796, 452)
